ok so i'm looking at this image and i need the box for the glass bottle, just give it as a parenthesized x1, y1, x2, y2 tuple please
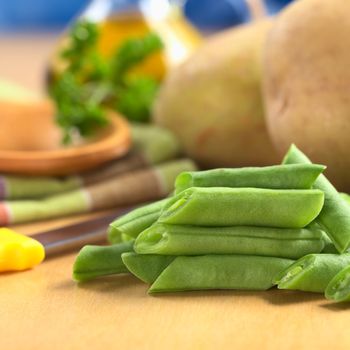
(52, 0, 202, 80)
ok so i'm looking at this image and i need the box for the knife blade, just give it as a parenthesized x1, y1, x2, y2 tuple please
(0, 206, 133, 272)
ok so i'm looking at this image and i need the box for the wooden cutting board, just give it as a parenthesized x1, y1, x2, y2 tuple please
(0, 212, 349, 350)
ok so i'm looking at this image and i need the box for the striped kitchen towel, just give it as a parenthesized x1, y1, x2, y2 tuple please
(0, 159, 196, 225)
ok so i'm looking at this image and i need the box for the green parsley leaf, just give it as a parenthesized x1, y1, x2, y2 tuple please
(50, 20, 163, 143)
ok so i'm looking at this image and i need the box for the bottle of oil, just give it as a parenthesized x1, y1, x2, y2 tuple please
(51, 0, 202, 81)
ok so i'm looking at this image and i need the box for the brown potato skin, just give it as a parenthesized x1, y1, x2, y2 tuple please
(153, 20, 279, 168)
(263, 0, 350, 191)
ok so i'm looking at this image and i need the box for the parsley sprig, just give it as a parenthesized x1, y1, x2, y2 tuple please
(50, 20, 163, 144)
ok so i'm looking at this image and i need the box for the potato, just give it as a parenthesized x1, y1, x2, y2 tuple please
(154, 20, 279, 168)
(263, 0, 350, 190)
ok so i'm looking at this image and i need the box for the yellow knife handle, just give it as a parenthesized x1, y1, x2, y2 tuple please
(0, 228, 45, 272)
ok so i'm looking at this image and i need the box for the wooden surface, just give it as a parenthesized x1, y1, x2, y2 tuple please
(1, 229, 350, 350)
(1, 35, 350, 350)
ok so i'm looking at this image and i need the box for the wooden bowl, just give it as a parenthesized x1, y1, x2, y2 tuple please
(0, 99, 62, 151)
(0, 100, 131, 175)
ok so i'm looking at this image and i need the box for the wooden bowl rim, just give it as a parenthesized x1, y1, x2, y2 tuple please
(0, 111, 131, 175)
(0, 112, 130, 160)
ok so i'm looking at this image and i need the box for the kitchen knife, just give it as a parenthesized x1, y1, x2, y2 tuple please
(0, 207, 132, 273)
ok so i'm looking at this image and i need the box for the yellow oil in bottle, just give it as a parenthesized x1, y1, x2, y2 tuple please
(97, 6, 201, 79)
(50, 3, 201, 81)
(97, 13, 167, 79)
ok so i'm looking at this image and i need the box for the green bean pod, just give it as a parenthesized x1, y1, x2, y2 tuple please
(340, 193, 350, 206)
(325, 265, 350, 302)
(320, 233, 339, 254)
(175, 164, 325, 194)
(135, 223, 325, 259)
(121, 252, 175, 283)
(72, 241, 134, 282)
(149, 255, 294, 293)
(159, 187, 324, 228)
(308, 222, 338, 253)
(274, 253, 350, 293)
(108, 198, 169, 244)
(283, 144, 350, 253)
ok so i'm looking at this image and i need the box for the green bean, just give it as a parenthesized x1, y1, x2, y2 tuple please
(121, 252, 175, 283)
(274, 253, 350, 293)
(325, 265, 350, 302)
(135, 223, 325, 259)
(159, 187, 324, 228)
(308, 222, 338, 253)
(283, 144, 350, 253)
(72, 241, 134, 282)
(149, 255, 294, 293)
(340, 193, 350, 206)
(321, 234, 338, 254)
(108, 198, 169, 244)
(175, 164, 325, 194)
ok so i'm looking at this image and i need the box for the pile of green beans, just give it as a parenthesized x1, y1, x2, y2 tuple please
(73, 145, 350, 303)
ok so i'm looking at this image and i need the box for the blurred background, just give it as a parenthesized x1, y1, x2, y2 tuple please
(0, 0, 293, 91)
(0, 0, 292, 32)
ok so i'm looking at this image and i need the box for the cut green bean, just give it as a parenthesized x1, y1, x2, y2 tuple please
(308, 222, 338, 254)
(159, 187, 324, 228)
(121, 252, 175, 283)
(274, 253, 350, 293)
(108, 198, 169, 244)
(340, 193, 350, 206)
(149, 255, 294, 293)
(175, 164, 325, 194)
(325, 265, 350, 302)
(72, 241, 134, 282)
(283, 144, 350, 253)
(321, 233, 338, 254)
(135, 223, 325, 259)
